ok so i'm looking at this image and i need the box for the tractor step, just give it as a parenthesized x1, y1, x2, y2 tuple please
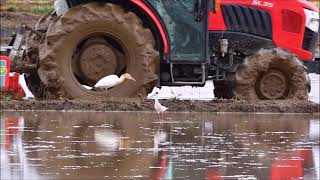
(305, 60, 320, 74)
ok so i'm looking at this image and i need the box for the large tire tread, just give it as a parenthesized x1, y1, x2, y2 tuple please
(38, 3, 159, 99)
(234, 48, 309, 100)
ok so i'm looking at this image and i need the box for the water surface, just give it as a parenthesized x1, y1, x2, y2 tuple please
(1, 112, 319, 179)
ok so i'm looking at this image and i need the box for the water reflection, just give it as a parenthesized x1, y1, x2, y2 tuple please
(0, 112, 319, 179)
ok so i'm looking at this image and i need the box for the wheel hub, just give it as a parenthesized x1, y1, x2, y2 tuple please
(257, 69, 288, 100)
(78, 42, 118, 84)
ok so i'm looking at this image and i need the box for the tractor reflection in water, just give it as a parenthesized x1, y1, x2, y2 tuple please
(0, 112, 319, 179)
(0, 117, 41, 179)
(6, 112, 159, 179)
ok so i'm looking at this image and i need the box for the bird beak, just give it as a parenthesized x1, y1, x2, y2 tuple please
(130, 77, 136, 81)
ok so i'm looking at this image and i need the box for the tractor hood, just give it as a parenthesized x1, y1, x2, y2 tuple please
(298, 0, 319, 12)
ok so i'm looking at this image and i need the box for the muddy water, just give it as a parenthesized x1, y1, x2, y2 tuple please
(1, 112, 319, 180)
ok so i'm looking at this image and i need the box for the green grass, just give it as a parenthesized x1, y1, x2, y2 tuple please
(1, 0, 54, 14)
(10, 6, 53, 13)
(3, 0, 53, 5)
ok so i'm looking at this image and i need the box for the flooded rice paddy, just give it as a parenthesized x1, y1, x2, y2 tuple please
(1, 111, 319, 179)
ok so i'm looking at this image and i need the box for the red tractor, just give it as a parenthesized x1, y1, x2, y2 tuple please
(6, 0, 319, 100)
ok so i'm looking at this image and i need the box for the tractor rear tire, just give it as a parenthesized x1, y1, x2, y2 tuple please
(38, 3, 159, 100)
(234, 48, 309, 100)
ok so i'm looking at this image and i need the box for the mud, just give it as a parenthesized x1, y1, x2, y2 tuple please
(0, 11, 41, 29)
(0, 11, 41, 44)
(0, 99, 319, 113)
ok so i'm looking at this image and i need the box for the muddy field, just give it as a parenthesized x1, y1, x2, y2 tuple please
(1, 99, 319, 113)
(0, 11, 41, 29)
(0, 11, 42, 44)
(0, 12, 319, 113)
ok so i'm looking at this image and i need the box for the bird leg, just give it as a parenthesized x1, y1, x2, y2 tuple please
(160, 112, 164, 120)
(160, 119, 164, 129)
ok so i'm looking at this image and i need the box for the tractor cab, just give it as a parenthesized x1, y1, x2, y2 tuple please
(145, 0, 210, 85)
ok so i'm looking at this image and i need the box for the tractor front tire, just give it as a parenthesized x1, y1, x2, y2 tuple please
(38, 3, 159, 100)
(234, 48, 309, 100)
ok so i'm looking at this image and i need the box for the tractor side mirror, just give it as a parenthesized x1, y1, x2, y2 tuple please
(194, 0, 204, 22)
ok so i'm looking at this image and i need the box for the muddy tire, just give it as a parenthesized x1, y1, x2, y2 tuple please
(38, 3, 159, 100)
(234, 48, 309, 100)
(24, 11, 57, 98)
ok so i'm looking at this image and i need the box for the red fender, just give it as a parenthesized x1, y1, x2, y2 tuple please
(131, 0, 169, 53)
(4, 118, 19, 150)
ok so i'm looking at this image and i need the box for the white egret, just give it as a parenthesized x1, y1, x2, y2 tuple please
(154, 91, 168, 120)
(94, 73, 136, 90)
